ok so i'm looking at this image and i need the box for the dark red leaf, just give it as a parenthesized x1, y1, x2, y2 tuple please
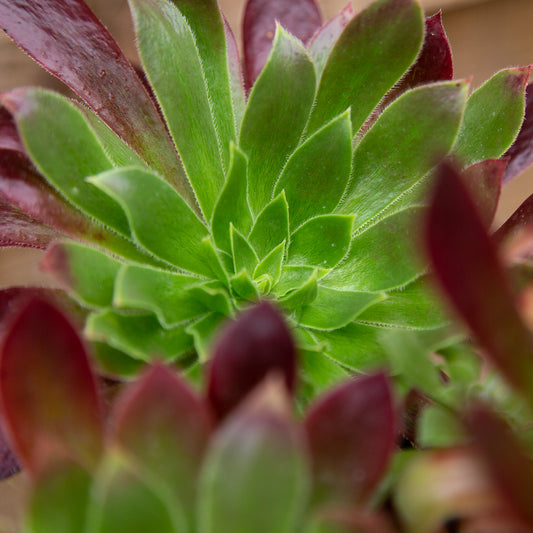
(466, 404, 533, 527)
(0, 0, 190, 195)
(0, 106, 24, 153)
(0, 417, 20, 479)
(0, 298, 104, 477)
(504, 83, 533, 182)
(112, 364, 212, 510)
(243, 0, 322, 90)
(461, 159, 505, 227)
(304, 373, 396, 505)
(207, 301, 297, 420)
(425, 162, 533, 404)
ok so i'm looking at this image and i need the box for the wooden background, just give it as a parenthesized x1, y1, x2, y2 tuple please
(0, 1, 533, 529)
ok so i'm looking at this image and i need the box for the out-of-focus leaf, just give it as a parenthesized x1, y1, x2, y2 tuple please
(467, 404, 533, 527)
(131, 0, 226, 218)
(338, 81, 468, 227)
(289, 215, 353, 269)
(306, 508, 397, 533)
(114, 265, 205, 328)
(112, 364, 212, 521)
(26, 463, 92, 533)
(171, 0, 236, 168)
(324, 207, 425, 292)
(308, 4, 355, 78)
(85, 311, 193, 363)
(299, 287, 385, 330)
(0, 0, 190, 196)
(274, 112, 353, 230)
(87, 454, 184, 533)
(0, 299, 103, 476)
(306, 0, 424, 135)
(89, 167, 210, 276)
(212, 144, 252, 253)
(454, 67, 530, 166)
(240, 27, 316, 214)
(0, 106, 24, 153)
(305, 373, 396, 505)
(504, 83, 533, 182)
(224, 19, 246, 135)
(0, 418, 19, 480)
(185, 312, 226, 362)
(243, 0, 321, 89)
(253, 241, 285, 285)
(41, 241, 122, 308)
(425, 163, 533, 405)
(418, 405, 465, 448)
(207, 302, 296, 420)
(3, 89, 131, 235)
(198, 379, 310, 533)
(249, 193, 289, 259)
(231, 225, 258, 275)
(92, 342, 145, 378)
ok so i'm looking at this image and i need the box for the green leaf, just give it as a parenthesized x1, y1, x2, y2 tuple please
(356, 276, 449, 329)
(6, 89, 130, 235)
(306, 0, 424, 135)
(253, 241, 285, 286)
(130, 0, 225, 218)
(230, 270, 260, 302)
(288, 215, 353, 269)
(274, 112, 352, 230)
(26, 463, 92, 533)
(89, 167, 210, 275)
(323, 207, 426, 292)
(113, 264, 206, 328)
(240, 26, 316, 214)
(299, 287, 385, 330)
(249, 192, 289, 259)
(85, 311, 194, 363)
(212, 144, 252, 253)
(338, 81, 468, 228)
(185, 313, 226, 362)
(42, 241, 122, 309)
(86, 454, 183, 533)
(92, 342, 145, 378)
(186, 281, 233, 317)
(279, 270, 318, 310)
(199, 236, 231, 286)
(418, 405, 465, 448)
(170, 0, 236, 168)
(225, 22, 246, 136)
(454, 67, 530, 166)
(231, 225, 259, 275)
(275, 265, 329, 296)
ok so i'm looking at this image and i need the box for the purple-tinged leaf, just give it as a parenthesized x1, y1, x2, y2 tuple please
(305, 373, 396, 505)
(207, 301, 296, 420)
(0, 298, 104, 477)
(0, 418, 20, 479)
(504, 83, 533, 182)
(0, 106, 24, 153)
(308, 3, 355, 78)
(461, 159, 505, 227)
(0, 0, 191, 198)
(224, 18, 246, 135)
(112, 364, 212, 521)
(467, 404, 533, 527)
(425, 162, 533, 405)
(494, 193, 533, 264)
(243, 0, 322, 89)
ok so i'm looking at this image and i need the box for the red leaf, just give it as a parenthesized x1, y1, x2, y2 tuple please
(504, 83, 533, 182)
(467, 404, 533, 527)
(0, 0, 188, 193)
(425, 162, 533, 404)
(243, 0, 322, 89)
(112, 364, 212, 509)
(0, 298, 104, 477)
(0, 106, 24, 153)
(207, 301, 297, 420)
(304, 373, 396, 505)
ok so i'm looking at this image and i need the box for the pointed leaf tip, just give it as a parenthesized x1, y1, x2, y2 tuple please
(0, 298, 103, 477)
(305, 373, 396, 505)
(207, 301, 297, 419)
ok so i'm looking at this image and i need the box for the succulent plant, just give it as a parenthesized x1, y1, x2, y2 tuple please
(0, 0, 530, 387)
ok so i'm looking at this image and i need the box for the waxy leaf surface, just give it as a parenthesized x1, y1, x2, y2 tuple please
(131, 0, 225, 218)
(240, 27, 316, 214)
(243, 0, 321, 89)
(0, 299, 103, 476)
(339, 81, 468, 227)
(454, 67, 530, 166)
(0, 0, 190, 196)
(307, 0, 424, 135)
